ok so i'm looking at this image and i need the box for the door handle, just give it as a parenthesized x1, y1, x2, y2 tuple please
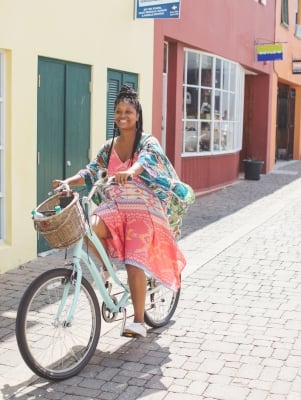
(66, 160, 72, 167)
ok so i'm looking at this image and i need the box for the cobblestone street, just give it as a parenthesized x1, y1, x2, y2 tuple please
(1, 161, 301, 400)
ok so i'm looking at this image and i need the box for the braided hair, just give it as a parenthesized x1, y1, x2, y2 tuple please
(108, 85, 144, 165)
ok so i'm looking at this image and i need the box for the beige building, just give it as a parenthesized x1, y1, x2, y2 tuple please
(0, 0, 154, 273)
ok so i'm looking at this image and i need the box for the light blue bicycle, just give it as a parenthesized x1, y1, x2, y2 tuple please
(15, 170, 180, 381)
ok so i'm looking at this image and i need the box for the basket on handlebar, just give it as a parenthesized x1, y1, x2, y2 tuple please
(33, 192, 86, 249)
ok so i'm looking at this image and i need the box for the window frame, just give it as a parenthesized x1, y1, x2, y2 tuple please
(182, 49, 244, 156)
(294, 0, 301, 39)
(281, 0, 289, 27)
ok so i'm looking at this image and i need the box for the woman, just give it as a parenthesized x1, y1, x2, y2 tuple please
(53, 85, 194, 337)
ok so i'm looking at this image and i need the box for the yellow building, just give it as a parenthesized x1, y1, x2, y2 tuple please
(0, 0, 154, 273)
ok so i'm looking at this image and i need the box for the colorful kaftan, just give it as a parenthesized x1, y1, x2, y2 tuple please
(81, 133, 195, 239)
(79, 133, 195, 290)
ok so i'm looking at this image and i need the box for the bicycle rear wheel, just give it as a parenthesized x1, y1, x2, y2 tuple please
(144, 277, 180, 328)
(16, 268, 101, 381)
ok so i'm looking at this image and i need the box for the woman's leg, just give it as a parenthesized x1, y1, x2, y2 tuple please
(126, 264, 146, 323)
(92, 215, 146, 331)
(84, 214, 111, 264)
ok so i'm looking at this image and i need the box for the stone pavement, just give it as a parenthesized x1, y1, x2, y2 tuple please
(1, 161, 301, 400)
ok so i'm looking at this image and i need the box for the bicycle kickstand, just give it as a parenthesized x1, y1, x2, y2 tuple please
(120, 307, 131, 337)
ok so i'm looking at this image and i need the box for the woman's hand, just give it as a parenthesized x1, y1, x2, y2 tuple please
(52, 179, 65, 189)
(51, 174, 84, 190)
(114, 163, 143, 185)
(114, 171, 133, 185)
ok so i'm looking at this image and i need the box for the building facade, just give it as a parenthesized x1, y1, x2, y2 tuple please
(1, 0, 301, 273)
(151, 0, 301, 193)
(0, 0, 154, 273)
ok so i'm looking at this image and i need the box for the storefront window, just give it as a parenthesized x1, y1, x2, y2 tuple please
(183, 49, 244, 154)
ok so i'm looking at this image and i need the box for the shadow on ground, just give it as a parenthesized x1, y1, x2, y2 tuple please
(181, 160, 301, 239)
(1, 336, 172, 400)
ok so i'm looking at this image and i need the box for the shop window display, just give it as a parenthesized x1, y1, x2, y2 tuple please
(182, 50, 244, 155)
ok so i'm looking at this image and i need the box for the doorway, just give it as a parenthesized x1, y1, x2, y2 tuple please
(37, 57, 91, 253)
(276, 84, 295, 161)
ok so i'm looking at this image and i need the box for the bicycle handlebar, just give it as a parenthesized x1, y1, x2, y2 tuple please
(53, 168, 132, 201)
(87, 174, 133, 201)
(53, 182, 71, 193)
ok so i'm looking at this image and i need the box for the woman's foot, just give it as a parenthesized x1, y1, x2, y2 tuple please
(122, 322, 147, 338)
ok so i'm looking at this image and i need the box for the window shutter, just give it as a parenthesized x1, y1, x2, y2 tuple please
(106, 70, 138, 139)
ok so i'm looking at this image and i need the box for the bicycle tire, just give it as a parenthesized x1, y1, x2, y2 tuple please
(144, 277, 180, 328)
(15, 268, 101, 381)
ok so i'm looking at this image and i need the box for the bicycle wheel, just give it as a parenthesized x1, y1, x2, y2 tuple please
(16, 268, 101, 381)
(144, 277, 180, 328)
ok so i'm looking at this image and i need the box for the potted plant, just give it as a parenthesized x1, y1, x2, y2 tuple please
(243, 157, 264, 180)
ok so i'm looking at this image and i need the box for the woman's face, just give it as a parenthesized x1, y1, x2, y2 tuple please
(114, 100, 139, 131)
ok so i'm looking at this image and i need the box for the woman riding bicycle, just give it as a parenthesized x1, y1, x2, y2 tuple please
(52, 85, 194, 337)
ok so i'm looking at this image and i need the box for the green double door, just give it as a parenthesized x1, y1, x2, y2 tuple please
(37, 57, 91, 253)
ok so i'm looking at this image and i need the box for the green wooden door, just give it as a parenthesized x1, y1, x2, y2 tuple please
(37, 57, 91, 253)
(106, 69, 138, 139)
(65, 63, 91, 176)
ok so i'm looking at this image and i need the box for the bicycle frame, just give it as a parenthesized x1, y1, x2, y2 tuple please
(54, 184, 162, 327)
(16, 174, 182, 382)
(57, 193, 132, 326)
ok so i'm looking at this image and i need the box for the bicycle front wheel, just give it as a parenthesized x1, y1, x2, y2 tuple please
(16, 268, 101, 381)
(144, 277, 180, 328)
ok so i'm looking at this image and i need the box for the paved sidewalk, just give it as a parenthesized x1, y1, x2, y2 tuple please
(1, 161, 301, 399)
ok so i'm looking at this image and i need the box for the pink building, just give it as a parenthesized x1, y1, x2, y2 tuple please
(152, 0, 276, 193)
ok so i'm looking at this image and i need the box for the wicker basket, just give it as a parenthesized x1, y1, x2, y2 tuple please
(33, 192, 86, 249)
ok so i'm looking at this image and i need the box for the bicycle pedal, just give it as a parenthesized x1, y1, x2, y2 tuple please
(105, 281, 112, 293)
(120, 324, 139, 338)
(120, 318, 147, 338)
(120, 331, 136, 338)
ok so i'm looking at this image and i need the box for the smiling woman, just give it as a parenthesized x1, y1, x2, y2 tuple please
(52, 85, 194, 338)
(113, 102, 140, 163)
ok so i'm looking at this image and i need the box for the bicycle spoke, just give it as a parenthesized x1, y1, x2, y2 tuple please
(16, 269, 101, 381)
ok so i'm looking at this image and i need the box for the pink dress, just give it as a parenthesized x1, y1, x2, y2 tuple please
(93, 149, 186, 290)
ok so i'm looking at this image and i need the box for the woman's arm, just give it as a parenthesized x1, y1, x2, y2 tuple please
(52, 173, 85, 189)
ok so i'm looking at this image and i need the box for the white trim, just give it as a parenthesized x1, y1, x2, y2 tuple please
(0, 51, 5, 241)
(161, 41, 168, 151)
(162, 73, 167, 151)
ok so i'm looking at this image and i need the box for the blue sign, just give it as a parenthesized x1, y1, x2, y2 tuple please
(135, 0, 180, 19)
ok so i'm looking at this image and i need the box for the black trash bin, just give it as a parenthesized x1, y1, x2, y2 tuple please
(243, 159, 264, 181)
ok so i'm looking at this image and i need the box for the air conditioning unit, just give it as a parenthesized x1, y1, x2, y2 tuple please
(295, 24, 301, 39)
